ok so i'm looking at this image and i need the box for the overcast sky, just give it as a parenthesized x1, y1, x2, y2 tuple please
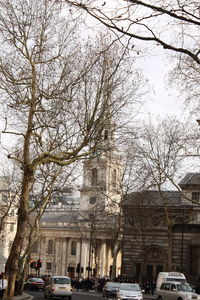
(137, 52, 185, 120)
(80, 3, 187, 122)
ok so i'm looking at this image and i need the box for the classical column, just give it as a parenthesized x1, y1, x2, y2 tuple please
(99, 241, 107, 277)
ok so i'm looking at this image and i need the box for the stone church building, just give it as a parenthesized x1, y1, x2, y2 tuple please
(121, 173, 200, 285)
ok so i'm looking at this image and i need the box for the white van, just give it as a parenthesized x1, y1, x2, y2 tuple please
(156, 272, 186, 291)
(44, 276, 72, 299)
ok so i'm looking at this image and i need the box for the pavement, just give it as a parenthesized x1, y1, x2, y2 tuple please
(11, 293, 33, 300)
(11, 290, 155, 300)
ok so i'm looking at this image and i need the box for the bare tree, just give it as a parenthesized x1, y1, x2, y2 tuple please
(170, 56, 200, 114)
(0, 0, 137, 296)
(122, 117, 199, 270)
(66, 0, 200, 64)
(65, 0, 200, 113)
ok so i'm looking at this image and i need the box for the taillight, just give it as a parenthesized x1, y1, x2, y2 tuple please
(51, 287, 55, 291)
(33, 282, 36, 284)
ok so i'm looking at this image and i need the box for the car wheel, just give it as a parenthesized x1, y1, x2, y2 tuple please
(68, 296, 72, 300)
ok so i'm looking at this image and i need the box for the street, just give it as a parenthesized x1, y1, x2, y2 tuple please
(26, 290, 154, 299)
(27, 290, 102, 299)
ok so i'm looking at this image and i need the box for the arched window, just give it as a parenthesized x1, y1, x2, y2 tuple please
(91, 168, 98, 186)
(47, 239, 54, 254)
(71, 241, 76, 256)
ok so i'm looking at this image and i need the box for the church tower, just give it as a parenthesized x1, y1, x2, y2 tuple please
(80, 53, 123, 217)
(79, 125, 123, 215)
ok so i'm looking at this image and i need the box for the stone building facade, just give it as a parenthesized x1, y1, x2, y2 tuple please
(121, 173, 200, 285)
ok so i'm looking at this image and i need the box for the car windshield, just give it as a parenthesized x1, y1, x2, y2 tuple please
(108, 282, 121, 288)
(54, 278, 69, 284)
(30, 278, 44, 282)
(177, 284, 193, 292)
(120, 284, 141, 291)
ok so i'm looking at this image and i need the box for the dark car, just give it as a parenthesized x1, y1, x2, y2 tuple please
(24, 277, 45, 291)
(103, 281, 121, 298)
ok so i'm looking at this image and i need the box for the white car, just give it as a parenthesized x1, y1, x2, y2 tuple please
(44, 275, 72, 299)
(116, 283, 143, 300)
(155, 281, 198, 300)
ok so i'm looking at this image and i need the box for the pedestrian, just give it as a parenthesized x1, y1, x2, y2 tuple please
(0, 272, 8, 300)
(145, 280, 150, 294)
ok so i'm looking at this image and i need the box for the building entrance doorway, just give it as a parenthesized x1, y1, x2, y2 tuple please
(144, 247, 165, 280)
(146, 264, 163, 280)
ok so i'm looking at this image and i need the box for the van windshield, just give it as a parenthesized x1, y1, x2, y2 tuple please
(54, 278, 70, 284)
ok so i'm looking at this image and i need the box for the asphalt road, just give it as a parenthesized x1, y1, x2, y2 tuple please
(27, 290, 102, 299)
(26, 290, 154, 299)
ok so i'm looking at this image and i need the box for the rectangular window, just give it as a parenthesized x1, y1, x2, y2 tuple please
(192, 192, 199, 202)
(32, 241, 38, 253)
(46, 262, 52, 271)
(2, 194, 8, 202)
(91, 168, 98, 186)
(10, 223, 14, 232)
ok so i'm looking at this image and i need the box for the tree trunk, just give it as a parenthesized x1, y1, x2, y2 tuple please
(111, 241, 120, 281)
(4, 170, 33, 298)
(167, 224, 173, 271)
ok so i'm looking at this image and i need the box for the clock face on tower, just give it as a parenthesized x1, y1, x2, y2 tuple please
(89, 196, 97, 205)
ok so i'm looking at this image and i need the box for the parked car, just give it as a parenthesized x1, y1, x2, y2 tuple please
(116, 283, 143, 300)
(44, 275, 72, 299)
(155, 281, 198, 300)
(24, 277, 45, 291)
(103, 281, 121, 298)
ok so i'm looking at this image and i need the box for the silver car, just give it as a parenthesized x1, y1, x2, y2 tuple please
(155, 281, 198, 300)
(116, 283, 143, 300)
(44, 276, 72, 299)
